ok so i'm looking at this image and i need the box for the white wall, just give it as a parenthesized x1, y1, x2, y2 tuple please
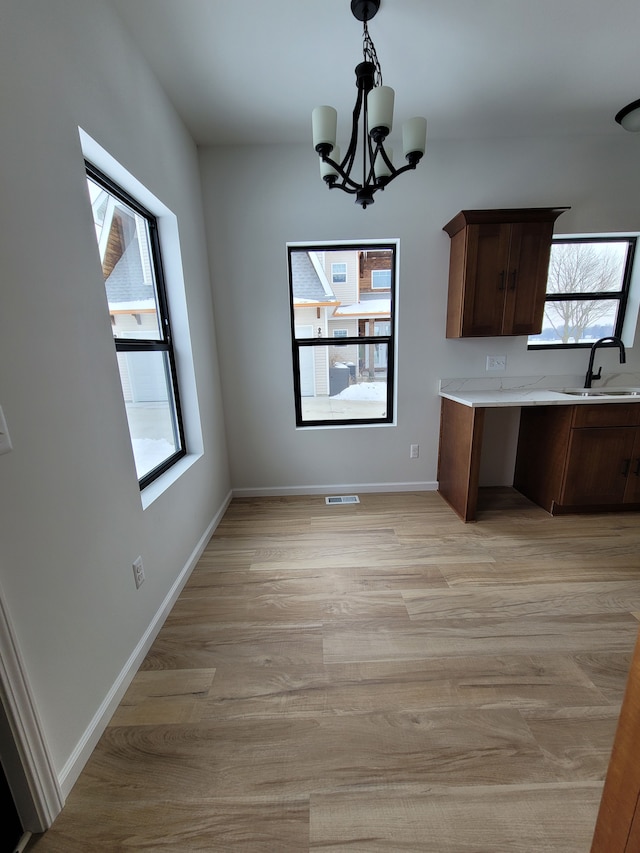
(0, 0, 230, 806)
(200, 135, 640, 494)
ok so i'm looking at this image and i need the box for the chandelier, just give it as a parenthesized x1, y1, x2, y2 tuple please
(312, 0, 427, 209)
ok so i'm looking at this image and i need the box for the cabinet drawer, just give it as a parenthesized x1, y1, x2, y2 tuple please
(572, 403, 640, 428)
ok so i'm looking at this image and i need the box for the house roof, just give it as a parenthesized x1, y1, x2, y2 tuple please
(105, 240, 156, 310)
(291, 252, 339, 307)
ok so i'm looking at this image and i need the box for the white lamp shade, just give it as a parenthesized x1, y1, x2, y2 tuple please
(374, 147, 393, 179)
(619, 106, 640, 132)
(368, 86, 394, 134)
(402, 117, 427, 155)
(312, 106, 337, 149)
(320, 146, 340, 179)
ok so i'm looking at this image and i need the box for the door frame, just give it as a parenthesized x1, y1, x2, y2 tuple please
(0, 581, 63, 832)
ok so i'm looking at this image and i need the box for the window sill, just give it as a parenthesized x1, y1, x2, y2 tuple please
(140, 452, 202, 510)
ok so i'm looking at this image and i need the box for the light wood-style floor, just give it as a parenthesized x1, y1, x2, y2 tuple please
(28, 489, 640, 852)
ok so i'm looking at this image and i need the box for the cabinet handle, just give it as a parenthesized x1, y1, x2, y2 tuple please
(634, 458, 640, 477)
(509, 270, 517, 290)
(622, 458, 631, 477)
(498, 271, 505, 291)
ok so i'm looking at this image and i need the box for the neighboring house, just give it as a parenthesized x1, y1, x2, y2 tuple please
(89, 181, 165, 405)
(291, 248, 392, 396)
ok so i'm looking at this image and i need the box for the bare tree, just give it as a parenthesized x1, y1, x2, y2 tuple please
(543, 242, 622, 343)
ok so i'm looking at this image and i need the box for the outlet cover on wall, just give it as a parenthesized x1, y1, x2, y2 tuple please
(132, 556, 145, 589)
(486, 355, 507, 372)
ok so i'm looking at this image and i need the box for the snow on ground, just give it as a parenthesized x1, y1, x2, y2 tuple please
(334, 382, 386, 401)
(133, 438, 175, 478)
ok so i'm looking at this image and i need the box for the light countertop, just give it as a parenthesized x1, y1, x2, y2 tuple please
(439, 374, 640, 408)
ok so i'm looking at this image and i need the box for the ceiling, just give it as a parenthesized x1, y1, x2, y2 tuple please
(109, 0, 640, 147)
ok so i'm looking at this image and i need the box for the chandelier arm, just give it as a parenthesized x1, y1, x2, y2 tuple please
(381, 160, 420, 187)
(364, 134, 378, 188)
(377, 145, 395, 174)
(339, 87, 364, 185)
(362, 91, 370, 188)
(320, 153, 364, 192)
(329, 183, 359, 196)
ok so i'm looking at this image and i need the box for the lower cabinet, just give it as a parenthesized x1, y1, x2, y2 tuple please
(563, 426, 640, 505)
(514, 403, 640, 514)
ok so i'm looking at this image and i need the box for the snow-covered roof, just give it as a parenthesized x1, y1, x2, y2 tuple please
(333, 298, 391, 317)
(109, 300, 156, 313)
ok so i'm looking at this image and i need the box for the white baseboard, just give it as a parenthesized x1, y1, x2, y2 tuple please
(232, 481, 438, 498)
(58, 489, 233, 800)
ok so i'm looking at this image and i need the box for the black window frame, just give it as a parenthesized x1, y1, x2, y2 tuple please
(85, 161, 186, 490)
(288, 242, 396, 429)
(528, 235, 636, 350)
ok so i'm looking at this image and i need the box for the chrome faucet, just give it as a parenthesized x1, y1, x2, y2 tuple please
(584, 336, 626, 388)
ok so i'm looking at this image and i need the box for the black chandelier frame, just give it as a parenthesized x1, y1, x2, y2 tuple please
(314, 0, 424, 208)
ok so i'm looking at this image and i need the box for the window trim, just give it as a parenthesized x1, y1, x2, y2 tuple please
(528, 235, 637, 350)
(288, 241, 397, 429)
(86, 161, 187, 489)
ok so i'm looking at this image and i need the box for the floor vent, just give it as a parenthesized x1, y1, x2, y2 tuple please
(325, 495, 360, 505)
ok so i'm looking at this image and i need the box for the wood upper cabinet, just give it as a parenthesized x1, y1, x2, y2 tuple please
(443, 208, 569, 337)
(514, 403, 640, 513)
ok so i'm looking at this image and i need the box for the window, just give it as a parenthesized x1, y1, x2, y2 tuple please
(86, 163, 186, 488)
(331, 262, 347, 284)
(372, 269, 391, 290)
(288, 243, 396, 427)
(528, 236, 636, 348)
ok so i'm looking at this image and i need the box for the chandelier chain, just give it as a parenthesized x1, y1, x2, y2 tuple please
(362, 20, 383, 86)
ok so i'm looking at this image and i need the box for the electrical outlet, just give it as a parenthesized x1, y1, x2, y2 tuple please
(486, 355, 507, 372)
(410, 444, 419, 459)
(132, 556, 145, 589)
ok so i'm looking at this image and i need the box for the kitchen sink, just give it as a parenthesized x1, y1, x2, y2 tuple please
(561, 387, 640, 397)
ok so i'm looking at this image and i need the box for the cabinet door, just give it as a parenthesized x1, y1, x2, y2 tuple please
(562, 427, 637, 506)
(502, 221, 555, 335)
(623, 429, 640, 504)
(461, 222, 511, 336)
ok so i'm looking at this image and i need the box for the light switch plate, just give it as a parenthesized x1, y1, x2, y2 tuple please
(0, 406, 13, 455)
